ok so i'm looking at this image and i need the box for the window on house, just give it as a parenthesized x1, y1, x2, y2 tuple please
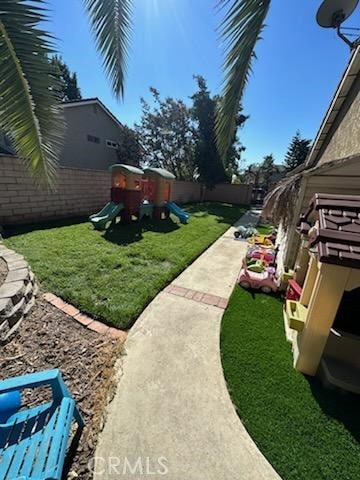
(106, 139, 118, 149)
(87, 134, 100, 144)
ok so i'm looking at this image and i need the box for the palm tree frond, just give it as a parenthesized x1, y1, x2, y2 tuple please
(0, 0, 64, 185)
(216, 0, 270, 162)
(84, 0, 133, 98)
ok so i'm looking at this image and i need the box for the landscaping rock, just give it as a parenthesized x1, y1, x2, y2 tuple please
(1, 252, 24, 263)
(7, 260, 28, 271)
(0, 297, 13, 317)
(24, 296, 35, 315)
(5, 268, 30, 283)
(0, 281, 26, 304)
(0, 242, 37, 343)
(24, 282, 33, 301)
(6, 298, 25, 325)
(29, 270, 35, 283)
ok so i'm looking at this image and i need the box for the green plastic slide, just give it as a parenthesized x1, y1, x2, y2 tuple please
(89, 202, 124, 231)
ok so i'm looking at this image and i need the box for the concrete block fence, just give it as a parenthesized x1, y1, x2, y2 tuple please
(0, 155, 252, 225)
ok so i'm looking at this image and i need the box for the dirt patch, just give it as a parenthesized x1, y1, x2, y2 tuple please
(0, 297, 124, 479)
(0, 257, 8, 285)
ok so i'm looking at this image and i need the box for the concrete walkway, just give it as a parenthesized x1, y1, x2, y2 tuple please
(94, 210, 280, 480)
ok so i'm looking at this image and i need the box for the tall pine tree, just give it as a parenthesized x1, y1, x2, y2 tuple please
(284, 131, 312, 172)
(51, 55, 82, 102)
(191, 76, 247, 188)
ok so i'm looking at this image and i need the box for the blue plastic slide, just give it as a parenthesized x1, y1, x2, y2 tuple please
(166, 201, 190, 224)
(89, 202, 124, 231)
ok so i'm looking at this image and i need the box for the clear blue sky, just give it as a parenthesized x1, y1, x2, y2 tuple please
(47, 0, 360, 166)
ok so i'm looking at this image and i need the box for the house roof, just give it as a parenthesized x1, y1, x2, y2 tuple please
(306, 45, 360, 167)
(62, 97, 123, 130)
(300, 193, 360, 269)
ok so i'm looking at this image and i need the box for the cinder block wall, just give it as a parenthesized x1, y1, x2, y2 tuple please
(0, 156, 252, 225)
(0, 156, 109, 225)
(204, 183, 252, 205)
(172, 181, 202, 203)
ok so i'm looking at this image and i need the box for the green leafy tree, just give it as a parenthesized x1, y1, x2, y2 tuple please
(0, 0, 131, 183)
(191, 75, 247, 188)
(261, 154, 278, 189)
(135, 88, 196, 181)
(117, 125, 142, 167)
(284, 131, 312, 172)
(50, 55, 82, 101)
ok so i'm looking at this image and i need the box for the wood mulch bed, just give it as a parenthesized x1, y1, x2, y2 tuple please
(0, 297, 124, 479)
(0, 258, 7, 286)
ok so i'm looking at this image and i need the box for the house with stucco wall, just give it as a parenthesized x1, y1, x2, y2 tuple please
(59, 98, 125, 170)
(265, 45, 360, 274)
(0, 98, 125, 171)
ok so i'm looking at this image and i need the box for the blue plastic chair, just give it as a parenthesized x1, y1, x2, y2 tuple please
(0, 369, 84, 480)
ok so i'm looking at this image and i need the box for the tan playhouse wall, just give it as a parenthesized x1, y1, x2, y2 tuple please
(0, 156, 252, 225)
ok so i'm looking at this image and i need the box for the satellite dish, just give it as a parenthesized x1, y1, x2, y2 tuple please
(317, 0, 359, 28)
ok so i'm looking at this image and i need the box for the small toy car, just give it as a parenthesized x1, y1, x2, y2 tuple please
(246, 245, 277, 265)
(238, 266, 278, 293)
(247, 234, 274, 246)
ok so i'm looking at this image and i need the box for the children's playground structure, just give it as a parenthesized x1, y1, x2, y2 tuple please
(90, 164, 189, 230)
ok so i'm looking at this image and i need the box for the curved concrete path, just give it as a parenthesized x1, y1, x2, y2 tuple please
(95, 211, 281, 479)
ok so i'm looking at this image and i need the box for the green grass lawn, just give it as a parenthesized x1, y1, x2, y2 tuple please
(256, 223, 274, 235)
(5, 203, 244, 329)
(221, 287, 360, 480)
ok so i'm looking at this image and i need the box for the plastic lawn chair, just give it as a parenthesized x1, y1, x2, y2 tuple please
(0, 369, 84, 480)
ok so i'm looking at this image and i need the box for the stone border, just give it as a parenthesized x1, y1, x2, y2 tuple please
(43, 293, 128, 341)
(0, 243, 38, 342)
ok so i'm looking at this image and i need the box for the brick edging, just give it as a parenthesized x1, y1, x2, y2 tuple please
(43, 293, 127, 341)
(164, 284, 228, 309)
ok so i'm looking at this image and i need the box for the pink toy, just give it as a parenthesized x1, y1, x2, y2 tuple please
(238, 260, 278, 293)
(247, 246, 276, 265)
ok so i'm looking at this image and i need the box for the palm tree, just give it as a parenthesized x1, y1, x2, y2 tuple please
(216, 0, 270, 160)
(0, 0, 269, 183)
(0, 0, 131, 183)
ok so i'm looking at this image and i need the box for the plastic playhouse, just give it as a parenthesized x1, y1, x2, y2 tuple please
(90, 164, 189, 230)
(284, 193, 360, 393)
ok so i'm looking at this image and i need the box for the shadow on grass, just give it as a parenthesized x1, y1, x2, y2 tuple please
(3, 216, 88, 239)
(3, 202, 246, 241)
(185, 202, 247, 225)
(103, 216, 180, 245)
(306, 375, 360, 443)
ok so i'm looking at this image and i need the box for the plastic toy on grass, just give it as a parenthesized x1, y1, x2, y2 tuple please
(246, 245, 277, 264)
(245, 259, 266, 273)
(247, 234, 275, 246)
(238, 263, 278, 293)
(234, 225, 258, 239)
